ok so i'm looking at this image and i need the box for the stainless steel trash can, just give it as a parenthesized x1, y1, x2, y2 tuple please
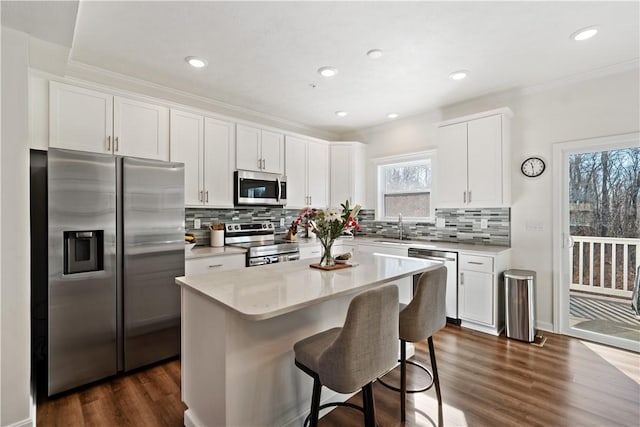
(504, 269, 536, 342)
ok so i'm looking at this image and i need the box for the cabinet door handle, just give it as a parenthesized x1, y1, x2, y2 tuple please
(107, 136, 111, 151)
(258, 159, 262, 169)
(205, 191, 209, 203)
(460, 272, 464, 285)
(262, 158, 266, 169)
(208, 264, 223, 269)
(199, 190, 203, 202)
(468, 261, 484, 265)
(468, 190, 472, 203)
(115, 136, 119, 152)
(309, 196, 312, 205)
(463, 191, 466, 203)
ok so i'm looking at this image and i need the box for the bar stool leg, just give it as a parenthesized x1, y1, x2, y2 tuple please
(309, 376, 322, 427)
(428, 336, 443, 427)
(362, 382, 376, 427)
(400, 339, 407, 422)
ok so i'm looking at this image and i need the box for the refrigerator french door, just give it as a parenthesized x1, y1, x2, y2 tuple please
(41, 149, 184, 396)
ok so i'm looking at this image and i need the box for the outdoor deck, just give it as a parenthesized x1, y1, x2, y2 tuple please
(570, 292, 640, 342)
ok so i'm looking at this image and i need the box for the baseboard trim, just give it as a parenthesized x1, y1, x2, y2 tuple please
(5, 417, 34, 427)
(536, 320, 554, 332)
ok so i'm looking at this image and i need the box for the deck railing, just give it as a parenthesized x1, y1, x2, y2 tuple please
(570, 236, 639, 298)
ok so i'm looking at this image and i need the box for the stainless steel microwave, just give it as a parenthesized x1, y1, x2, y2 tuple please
(234, 170, 287, 206)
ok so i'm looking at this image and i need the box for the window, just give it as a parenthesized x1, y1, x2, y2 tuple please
(375, 151, 435, 221)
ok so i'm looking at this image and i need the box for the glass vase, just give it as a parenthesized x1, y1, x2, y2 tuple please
(319, 237, 336, 267)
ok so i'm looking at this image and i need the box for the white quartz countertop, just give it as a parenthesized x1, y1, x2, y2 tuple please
(185, 245, 247, 260)
(348, 236, 511, 256)
(176, 253, 441, 320)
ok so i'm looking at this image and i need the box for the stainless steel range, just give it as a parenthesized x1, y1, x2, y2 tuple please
(225, 222, 300, 267)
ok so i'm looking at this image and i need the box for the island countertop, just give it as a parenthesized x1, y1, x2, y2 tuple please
(176, 253, 441, 320)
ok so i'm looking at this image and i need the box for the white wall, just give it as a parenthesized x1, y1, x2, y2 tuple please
(342, 67, 640, 330)
(1, 27, 33, 427)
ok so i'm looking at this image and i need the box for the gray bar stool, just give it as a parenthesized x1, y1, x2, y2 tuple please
(378, 265, 447, 423)
(294, 284, 399, 427)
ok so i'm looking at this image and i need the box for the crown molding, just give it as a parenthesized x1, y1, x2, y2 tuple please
(64, 59, 338, 140)
(520, 58, 640, 96)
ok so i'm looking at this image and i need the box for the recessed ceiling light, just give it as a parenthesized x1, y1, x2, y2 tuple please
(185, 56, 208, 68)
(318, 66, 338, 77)
(571, 26, 598, 41)
(449, 70, 469, 80)
(367, 49, 383, 59)
(335, 111, 348, 117)
(387, 113, 399, 119)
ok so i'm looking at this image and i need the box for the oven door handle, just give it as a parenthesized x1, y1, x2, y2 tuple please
(276, 177, 281, 202)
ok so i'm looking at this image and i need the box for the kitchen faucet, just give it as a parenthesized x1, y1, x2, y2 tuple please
(398, 213, 403, 240)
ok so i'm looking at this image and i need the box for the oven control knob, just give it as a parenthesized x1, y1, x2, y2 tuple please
(262, 224, 267, 229)
(268, 223, 273, 229)
(234, 225, 240, 230)
(227, 225, 233, 231)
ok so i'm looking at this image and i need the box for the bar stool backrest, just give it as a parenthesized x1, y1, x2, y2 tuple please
(318, 285, 399, 393)
(400, 266, 447, 343)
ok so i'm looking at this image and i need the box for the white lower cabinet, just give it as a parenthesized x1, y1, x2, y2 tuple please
(458, 252, 510, 336)
(297, 241, 350, 261)
(185, 254, 246, 275)
(459, 269, 493, 325)
(299, 244, 323, 260)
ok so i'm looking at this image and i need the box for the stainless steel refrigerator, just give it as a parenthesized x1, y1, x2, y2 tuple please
(31, 148, 184, 396)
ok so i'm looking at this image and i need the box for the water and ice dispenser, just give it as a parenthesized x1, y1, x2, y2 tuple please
(63, 230, 104, 274)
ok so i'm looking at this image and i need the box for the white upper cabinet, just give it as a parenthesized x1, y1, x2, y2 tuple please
(236, 124, 284, 174)
(307, 141, 329, 208)
(49, 82, 113, 154)
(170, 109, 234, 207)
(113, 97, 169, 160)
(436, 108, 512, 208)
(49, 81, 169, 160)
(285, 136, 329, 209)
(236, 125, 261, 171)
(170, 109, 203, 205)
(260, 130, 285, 174)
(285, 136, 308, 208)
(330, 142, 367, 208)
(204, 117, 234, 207)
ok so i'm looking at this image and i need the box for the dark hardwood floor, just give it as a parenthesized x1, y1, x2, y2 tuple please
(37, 326, 640, 427)
(37, 359, 185, 427)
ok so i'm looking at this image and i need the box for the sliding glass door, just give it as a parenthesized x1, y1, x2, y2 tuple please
(553, 133, 639, 352)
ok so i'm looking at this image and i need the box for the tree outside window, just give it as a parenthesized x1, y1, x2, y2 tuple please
(376, 153, 434, 221)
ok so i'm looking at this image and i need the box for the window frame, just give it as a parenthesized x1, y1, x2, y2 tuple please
(373, 150, 437, 222)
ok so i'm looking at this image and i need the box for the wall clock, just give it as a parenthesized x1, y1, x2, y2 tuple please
(521, 157, 546, 177)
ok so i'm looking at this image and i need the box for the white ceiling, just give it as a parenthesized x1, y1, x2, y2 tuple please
(3, 1, 639, 135)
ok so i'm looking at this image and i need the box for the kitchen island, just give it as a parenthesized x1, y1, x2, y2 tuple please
(176, 253, 441, 427)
